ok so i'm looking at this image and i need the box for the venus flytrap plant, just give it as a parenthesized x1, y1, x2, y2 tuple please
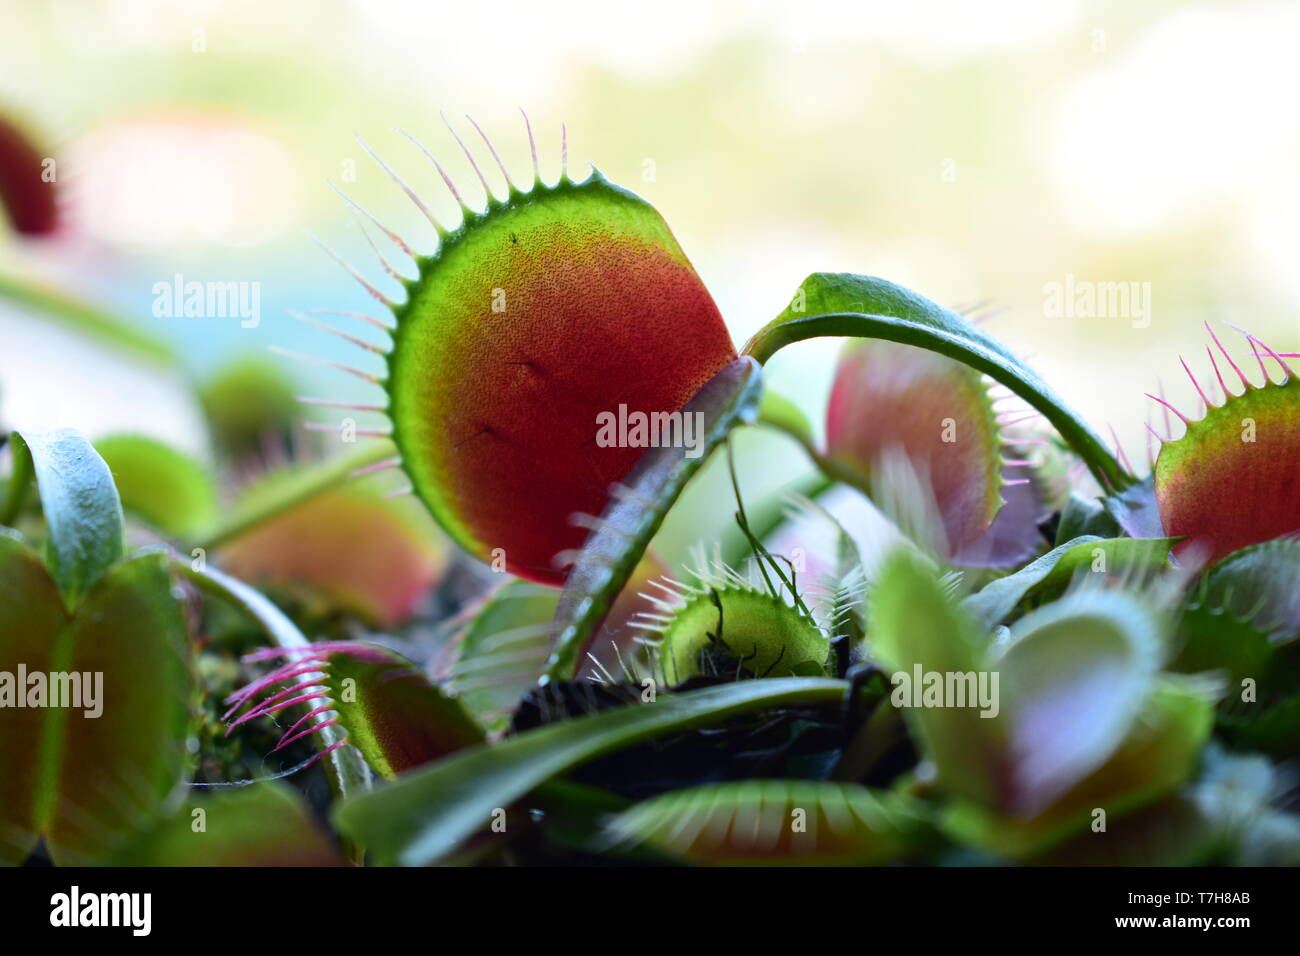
(650, 584, 827, 685)
(306, 130, 1294, 864)
(4, 118, 1298, 868)
(285, 120, 1131, 672)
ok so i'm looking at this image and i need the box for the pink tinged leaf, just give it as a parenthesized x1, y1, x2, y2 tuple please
(950, 461, 1046, 569)
(995, 592, 1163, 818)
(825, 339, 1007, 559)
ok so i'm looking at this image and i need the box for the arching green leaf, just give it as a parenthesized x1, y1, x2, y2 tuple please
(743, 273, 1126, 491)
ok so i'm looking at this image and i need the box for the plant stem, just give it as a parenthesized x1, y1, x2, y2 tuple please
(726, 437, 814, 620)
(743, 311, 1128, 492)
(0, 269, 175, 365)
(752, 407, 867, 490)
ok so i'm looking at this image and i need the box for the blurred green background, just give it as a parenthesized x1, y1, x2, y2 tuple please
(0, 0, 1296, 559)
